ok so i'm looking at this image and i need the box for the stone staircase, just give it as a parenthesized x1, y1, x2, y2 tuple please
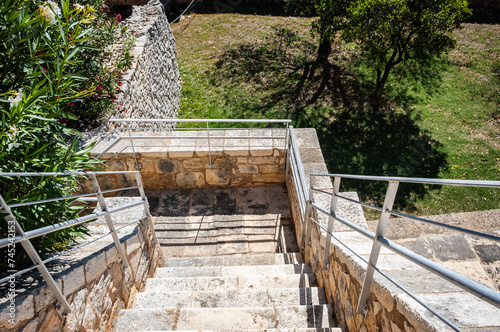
(113, 186, 341, 331)
(115, 253, 339, 331)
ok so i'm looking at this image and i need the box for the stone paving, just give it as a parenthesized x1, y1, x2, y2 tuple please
(142, 185, 299, 258)
(367, 209, 500, 291)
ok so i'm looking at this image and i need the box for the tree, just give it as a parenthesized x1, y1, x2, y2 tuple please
(342, 0, 471, 108)
(311, 0, 352, 63)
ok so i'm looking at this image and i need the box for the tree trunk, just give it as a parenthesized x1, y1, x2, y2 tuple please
(371, 63, 393, 109)
(316, 39, 332, 64)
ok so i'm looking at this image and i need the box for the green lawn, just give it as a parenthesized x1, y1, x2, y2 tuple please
(171, 8, 499, 217)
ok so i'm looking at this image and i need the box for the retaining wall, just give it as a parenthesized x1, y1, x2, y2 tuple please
(285, 128, 500, 331)
(113, 0, 180, 129)
(0, 220, 163, 331)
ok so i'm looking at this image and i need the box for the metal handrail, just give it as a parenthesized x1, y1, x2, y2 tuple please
(310, 173, 500, 188)
(0, 171, 158, 315)
(110, 118, 292, 123)
(299, 171, 500, 331)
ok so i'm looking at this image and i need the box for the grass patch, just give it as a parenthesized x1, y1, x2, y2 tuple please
(172, 7, 499, 218)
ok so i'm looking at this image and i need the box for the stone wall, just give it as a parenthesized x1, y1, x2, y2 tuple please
(113, 0, 180, 130)
(0, 219, 163, 331)
(88, 129, 287, 190)
(285, 128, 500, 331)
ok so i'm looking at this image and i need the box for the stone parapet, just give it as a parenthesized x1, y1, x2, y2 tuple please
(88, 129, 287, 190)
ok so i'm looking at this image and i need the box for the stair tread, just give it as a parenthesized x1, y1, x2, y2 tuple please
(134, 329, 342, 332)
(115, 305, 334, 332)
(156, 264, 312, 278)
(133, 287, 327, 309)
(144, 274, 318, 292)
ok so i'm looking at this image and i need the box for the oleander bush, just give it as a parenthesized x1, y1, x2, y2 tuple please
(0, 0, 132, 270)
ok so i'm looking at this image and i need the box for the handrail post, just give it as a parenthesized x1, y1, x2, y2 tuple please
(283, 122, 289, 171)
(0, 195, 72, 315)
(89, 174, 130, 269)
(134, 172, 159, 247)
(206, 121, 214, 169)
(285, 126, 291, 180)
(356, 180, 399, 314)
(323, 176, 341, 269)
(301, 175, 316, 249)
(127, 122, 141, 171)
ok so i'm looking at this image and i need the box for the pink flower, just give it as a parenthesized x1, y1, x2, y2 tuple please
(34, 50, 42, 56)
(98, 85, 103, 90)
(42, 68, 48, 74)
(116, 14, 121, 21)
(118, 81, 122, 86)
(68, 102, 74, 106)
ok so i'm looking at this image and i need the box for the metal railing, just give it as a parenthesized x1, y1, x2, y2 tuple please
(0, 171, 158, 315)
(284, 127, 500, 331)
(96, 119, 291, 170)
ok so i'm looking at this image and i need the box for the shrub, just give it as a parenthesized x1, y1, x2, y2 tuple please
(0, 0, 130, 270)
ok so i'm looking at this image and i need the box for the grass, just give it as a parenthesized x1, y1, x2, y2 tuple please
(171, 3, 499, 218)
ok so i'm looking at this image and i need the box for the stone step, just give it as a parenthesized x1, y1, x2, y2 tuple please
(115, 305, 334, 331)
(155, 264, 313, 278)
(164, 253, 304, 267)
(144, 274, 318, 292)
(133, 287, 327, 309)
(135, 329, 341, 332)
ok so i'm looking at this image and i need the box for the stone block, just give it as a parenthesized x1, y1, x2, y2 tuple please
(21, 318, 38, 332)
(85, 253, 108, 283)
(128, 158, 156, 173)
(259, 164, 279, 174)
(37, 307, 62, 332)
(141, 173, 176, 189)
(125, 234, 142, 256)
(0, 295, 34, 329)
(182, 158, 208, 171)
(248, 156, 279, 165)
(442, 261, 496, 289)
(64, 288, 88, 331)
(206, 169, 230, 186)
(231, 174, 252, 186)
(116, 173, 137, 188)
(234, 164, 258, 174)
(250, 148, 274, 157)
(168, 149, 194, 158)
(299, 148, 326, 164)
(176, 172, 205, 187)
(252, 173, 286, 184)
(95, 174, 118, 191)
(105, 158, 128, 171)
(294, 128, 321, 149)
(155, 159, 182, 173)
(426, 235, 477, 262)
(213, 156, 237, 170)
(63, 265, 86, 296)
(33, 280, 61, 313)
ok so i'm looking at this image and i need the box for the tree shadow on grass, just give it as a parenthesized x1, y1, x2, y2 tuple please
(208, 26, 449, 210)
(317, 108, 448, 210)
